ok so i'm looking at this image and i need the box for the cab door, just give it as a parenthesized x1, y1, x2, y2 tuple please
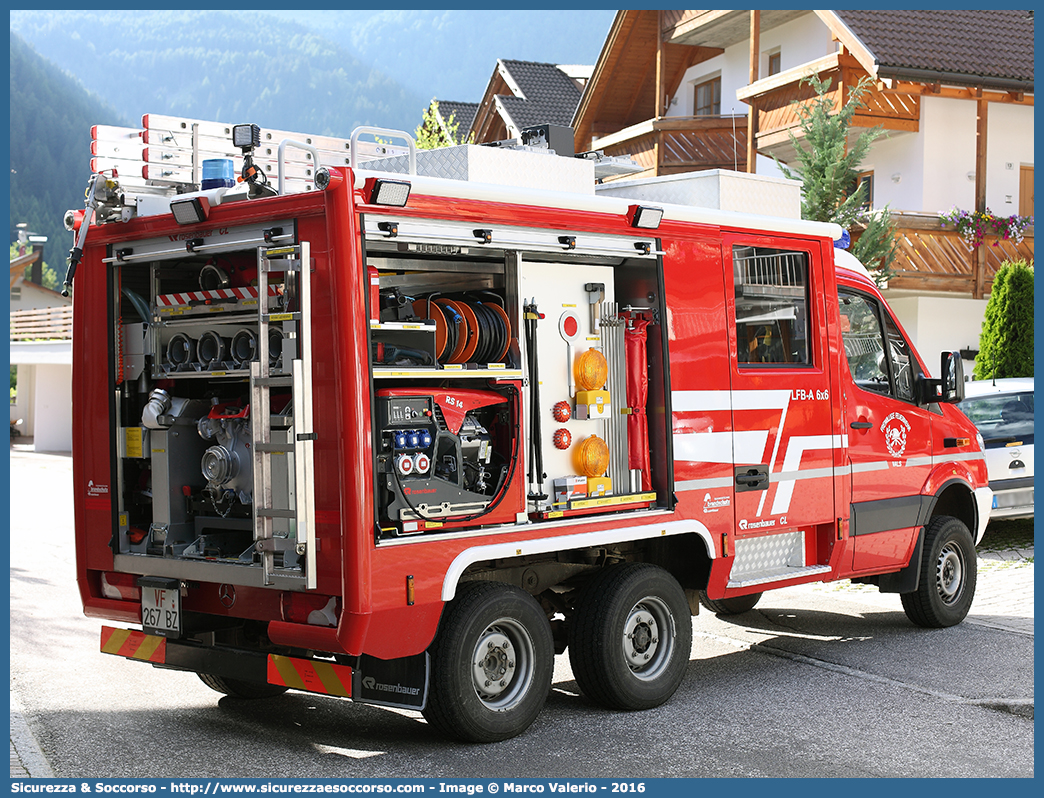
(723, 237, 837, 579)
(837, 288, 933, 572)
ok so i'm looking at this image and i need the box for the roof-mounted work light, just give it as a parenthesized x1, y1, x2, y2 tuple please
(367, 178, 411, 207)
(232, 123, 261, 151)
(171, 195, 212, 225)
(629, 205, 664, 230)
(170, 186, 232, 225)
(231, 123, 273, 195)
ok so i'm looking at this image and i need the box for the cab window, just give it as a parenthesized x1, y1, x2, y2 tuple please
(733, 245, 811, 366)
(838, 290, 918, 402)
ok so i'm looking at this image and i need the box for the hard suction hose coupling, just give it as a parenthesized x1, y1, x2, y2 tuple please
(165, 333, 196, 372)
(231, 328, 257, 368)
(196, 330, 231, 370)
(268, 326, 283, 367)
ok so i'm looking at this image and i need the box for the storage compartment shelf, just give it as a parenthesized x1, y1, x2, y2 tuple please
(155, 285, 283, 318)
(373, 367, 523, 379)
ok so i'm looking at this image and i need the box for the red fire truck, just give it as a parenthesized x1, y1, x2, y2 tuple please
(70, 118, 990, 742)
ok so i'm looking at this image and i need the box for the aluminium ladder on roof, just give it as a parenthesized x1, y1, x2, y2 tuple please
(90, 113, 411, 194)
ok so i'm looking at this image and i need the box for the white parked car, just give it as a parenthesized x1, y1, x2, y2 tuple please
(958, 378, 1034, 520)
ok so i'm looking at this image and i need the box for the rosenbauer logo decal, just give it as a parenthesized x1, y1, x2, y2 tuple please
(738, 518, 777, 530)
(87, 479, 109, 496)
(880, 412, 911, 458)
(362, 676, 421, 697)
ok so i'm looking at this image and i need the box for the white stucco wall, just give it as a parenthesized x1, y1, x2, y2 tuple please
(755, 13, 836, 74)
(884, 294, 987, 377)
(667, 12, 835, 120)
(985, 102, 1035, 214)
(919, 98, 978, 214)
(860, 129, 924, 212)
(10, 364, 35, 436)
(31, 363, 72, 452)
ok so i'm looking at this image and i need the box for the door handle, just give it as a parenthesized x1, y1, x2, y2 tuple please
(736, 473, 766, 486)
(735, 465, 769, 492)
(850, 421, 872, 430)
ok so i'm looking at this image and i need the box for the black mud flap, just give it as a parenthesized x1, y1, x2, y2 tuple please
(878, 527, 925, 594)
(353, 652, 429, 710)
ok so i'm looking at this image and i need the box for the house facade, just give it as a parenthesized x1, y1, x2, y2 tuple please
(10, 253, 73, 451)
(572, 9, 1034, 369)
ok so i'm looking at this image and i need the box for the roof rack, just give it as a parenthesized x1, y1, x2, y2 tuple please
(90, 113, 412, 196)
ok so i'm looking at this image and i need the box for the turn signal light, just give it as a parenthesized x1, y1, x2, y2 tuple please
(575, 435, 610, 477)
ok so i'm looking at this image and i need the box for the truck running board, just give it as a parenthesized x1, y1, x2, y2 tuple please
(727, 530, 832, 588)
(727, 563, 832, 589)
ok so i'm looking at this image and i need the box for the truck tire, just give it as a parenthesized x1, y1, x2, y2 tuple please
(197, 673, 289, 699)
(697, 590, 763, 615)
(422, 581, 553, 743)
(568, 563, 692, 711)
(900, 515, 977, 628)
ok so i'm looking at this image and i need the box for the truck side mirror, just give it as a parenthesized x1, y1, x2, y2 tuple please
(921, 351, 965, 405)
(939, 350, 965, 403)
(922, 350, 968, 405)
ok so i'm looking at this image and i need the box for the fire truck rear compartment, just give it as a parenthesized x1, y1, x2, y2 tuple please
(363, 217, 671, 539)
(110, 222, 313, 594)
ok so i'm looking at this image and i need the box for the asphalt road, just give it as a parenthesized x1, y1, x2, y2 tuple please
(9, 449, 1034, 778)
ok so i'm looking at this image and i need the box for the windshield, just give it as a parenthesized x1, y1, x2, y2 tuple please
(958, 391, 1034, 446)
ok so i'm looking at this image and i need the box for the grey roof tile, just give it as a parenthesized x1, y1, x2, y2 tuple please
(435, 101, 478, 140)
(497, 60, 583, 129)
(836, 9, 1034, 86)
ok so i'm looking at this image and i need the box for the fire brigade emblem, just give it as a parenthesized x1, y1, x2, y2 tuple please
(880, 412, 911, 458)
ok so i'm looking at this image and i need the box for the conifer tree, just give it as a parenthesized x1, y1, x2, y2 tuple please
(973, 259, 1034, 379)
(773, 74, 897, 282)
(414, 99, 473, 150)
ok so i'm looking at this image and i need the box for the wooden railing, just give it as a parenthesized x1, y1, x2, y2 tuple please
(596, 115, 748, 179)
(881, 212, 1034, 297)
(10, 306, 73, 341)
(738, 52, 919, 159)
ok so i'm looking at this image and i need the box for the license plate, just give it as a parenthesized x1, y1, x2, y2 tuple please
(139, 577, 182, 638)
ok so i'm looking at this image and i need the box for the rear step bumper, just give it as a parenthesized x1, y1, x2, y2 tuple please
(100, 626, 426, 709)
(101, 625, 352, 695)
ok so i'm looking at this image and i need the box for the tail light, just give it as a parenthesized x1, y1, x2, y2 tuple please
(280, 593, 340, 627)
(100, 572, 141, 601)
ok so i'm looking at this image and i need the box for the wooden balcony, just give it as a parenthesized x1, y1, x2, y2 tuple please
(594, 115, 749, 180)
(10, 306, 73, 341)
(879, 212, 1034, 298)
(737, 52, 920, 163)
